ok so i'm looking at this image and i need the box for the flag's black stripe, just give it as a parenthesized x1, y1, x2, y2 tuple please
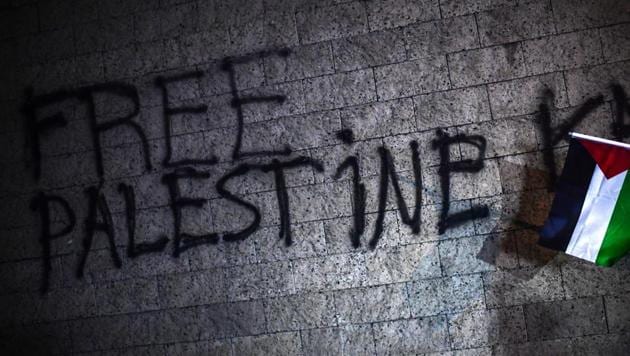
(539, 139, 597, 251)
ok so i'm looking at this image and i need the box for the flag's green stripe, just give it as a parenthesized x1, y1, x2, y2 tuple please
(597, 172, 630, 266)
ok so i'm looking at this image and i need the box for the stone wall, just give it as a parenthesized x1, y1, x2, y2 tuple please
(1, 0, 630, 354)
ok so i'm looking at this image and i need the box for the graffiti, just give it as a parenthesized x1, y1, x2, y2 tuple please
(334, 157, 366, 248)
(119, 183, 169, 258)
(612, 84, 630, 141)
(77, 186, 121, 278)
(162, 167, 218, 257)
(222, 49, 293, 159)
(370, 143, 423, 249)
(432, 130, 489, 234)
(258, 157, 325, 246)
(537, 89, 605, 188)
(156, 72, 217, 167)
(23, 48, 628, 294)
(23, 83, 153, 182)
(29, 192, 76, 294)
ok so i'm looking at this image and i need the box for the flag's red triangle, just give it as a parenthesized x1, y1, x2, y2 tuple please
(578, 138, 630, 179)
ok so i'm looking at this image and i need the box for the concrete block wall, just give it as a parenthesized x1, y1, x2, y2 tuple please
(0, 0, 629, 354)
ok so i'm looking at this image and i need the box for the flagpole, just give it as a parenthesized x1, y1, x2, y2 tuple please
(569, 132, 630, 150)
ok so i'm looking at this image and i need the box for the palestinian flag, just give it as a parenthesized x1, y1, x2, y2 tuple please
(539, 132, 630, 266)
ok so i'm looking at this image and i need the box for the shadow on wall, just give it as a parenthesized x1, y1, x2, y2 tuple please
(0, 323, 69, 356)
(477, 154, 555, 267)
(475, 115, 630, 352)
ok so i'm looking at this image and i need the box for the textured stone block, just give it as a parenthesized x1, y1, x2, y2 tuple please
(304, 69, 376, 111)
(373, 316, 450, 354)
(413, 200, 477, 242)
(219, 2, 266, 55)
(94, 277, 160, 315)
(440, 0, 516, 17)
(163, 340, 233, 356)
(448, 306, 526, 348)
(524, 297, 606, 340)
(476, 1, 555, 46)
(442, 348, 494, 356)
(134, 9, 162, 43)
(0, 258, 56, 294)
(226, 264, 263, 301)
(232, 331, 302, 356)
(40, 151, 97, 190)
(212, 190, 279, 233)
(265, 292, 337, 332)
(160, 3, 199, 38)
(408, 274, 485, 317)
(253, 221, 327, 262)
(265, 42, 334, 83)
(293, 253, 367, 292)
(448, 43, 527, 87)
(175, 301, 267, 340)
(240, 81, 305, 124)
(473, 190, 553, 234)
(439, 234, 518, 276)
(227, 259, 283, 299)
(259, 260, 296, 298)
(375, 57, 450, 100)
(482, 264, 564, 308)
(548, 103, 613, 142)
(220, 300, 268, 338)
(100, 16, 133, 51)
(571, 333, 630, 355)
(242, 110, 341, 152)
(366, 0, 440, 31)
(310, 138, 381, 183)
(322, 210, 397, 254)
(340, 97, 415, 140)
(457, 117, 539, 158)
(365, 243, 441, 284)
(149, 307, 209, 344)
(30, 286, 96, 323)
(605, 293, 630, 333)
(422, 159, 502, 203)
(405, 15, 479, 59)
(415, 86, 491, 130)
(288, 182, 352, 223)
(335, 283, 410, 324)
(158, 269, 226, 308)
(265, 8, 299, 48)
(383, 129, 460, 170)
(564, 61, 630, 106)
(492, 337, 572, 356)
(296, 2, 368, 44)
(512, 228, 557, 268)
(301, 324, 376, 356)
(332, 29, 406, 72)
(551, 0, 630, 32)
(487, 73, 569, 118)
(71, 314, 132, 352)
(522, 30, 602, 75)
(362, 210, 404, 249)
(601, 23, 630, 62)
(562, 258, 630, 298)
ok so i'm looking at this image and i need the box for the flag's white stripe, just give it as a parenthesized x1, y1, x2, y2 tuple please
(566, 166, 626, 262)
(570, 132, 630, 150)
(565, 165, 602, 257)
